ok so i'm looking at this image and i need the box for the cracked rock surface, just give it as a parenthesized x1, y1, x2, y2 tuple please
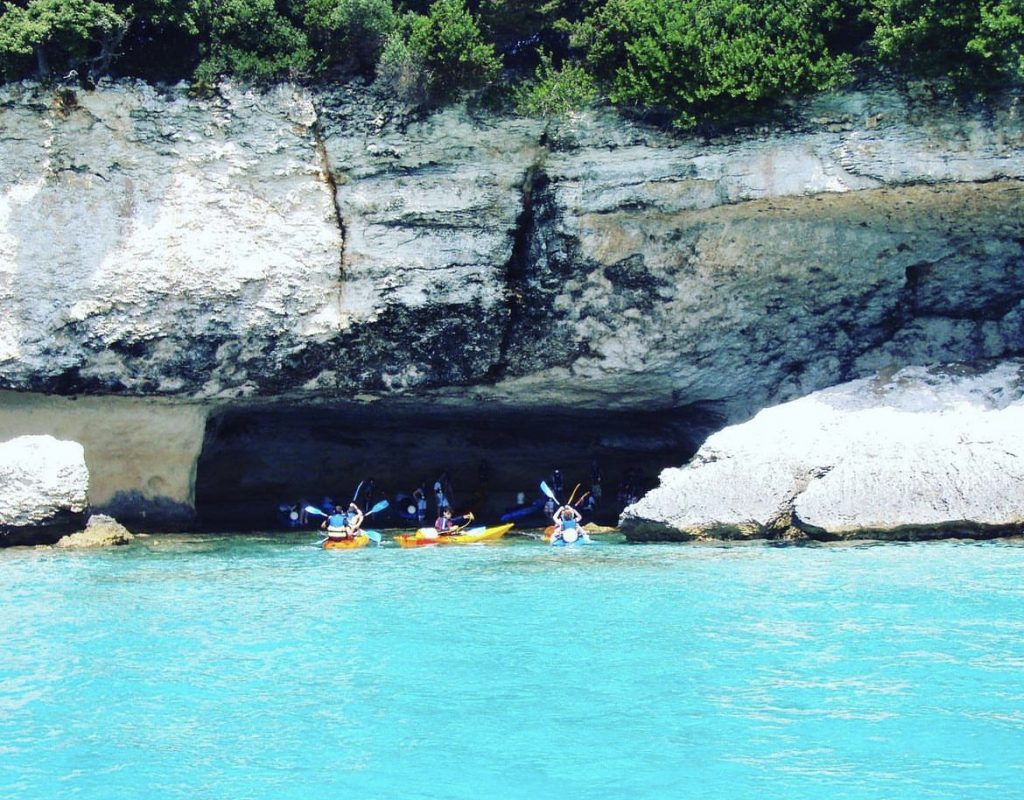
(1, 80, 1024, 528)
(1, 80, 1022, 420)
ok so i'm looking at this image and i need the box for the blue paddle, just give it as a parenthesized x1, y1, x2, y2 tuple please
(540, 480, 560, 505)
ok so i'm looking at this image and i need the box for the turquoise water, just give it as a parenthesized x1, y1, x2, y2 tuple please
(3, 534, 1024, 799)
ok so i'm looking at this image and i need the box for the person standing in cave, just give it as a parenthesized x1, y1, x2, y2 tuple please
(550, 468, 564, 498)
(589, 460, 603, 506)
(413, 484, 428, 524)
(434, 468, 456, 515)
(358, 478, 376, 508)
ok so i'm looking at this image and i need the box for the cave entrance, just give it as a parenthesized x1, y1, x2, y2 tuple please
(194, 403, 719, 531)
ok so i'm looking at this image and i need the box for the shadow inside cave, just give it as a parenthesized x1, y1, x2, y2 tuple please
(194, 402, 723, 532)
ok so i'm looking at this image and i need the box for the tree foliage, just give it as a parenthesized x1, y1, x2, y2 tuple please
(514, 50, 597, 117)
(579, 0, 854, 128)
(1, 0, 1021, 124)
(406, 0, 501, 101)
(191, 0, 313, 85)
(304, 0, 397, 76)
(867, 0, 1024, 84)
(0, 0, 131, 78)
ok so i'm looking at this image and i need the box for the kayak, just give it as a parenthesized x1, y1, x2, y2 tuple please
(546, 526, 591, 546)
(543, 524, 613, 541)
(551, 533, 591, 547)
(499, 498, 546, 523)
(322, 534, 370, 550)
(395, 523, 515, 548)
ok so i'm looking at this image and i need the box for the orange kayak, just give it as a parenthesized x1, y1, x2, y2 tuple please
(322, 534, 370, 550)
(395, 523, 514, 548)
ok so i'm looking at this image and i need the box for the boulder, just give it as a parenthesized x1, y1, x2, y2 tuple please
(620, 360, 1024, 541)
(0, 435, 89, 545)
(55, 514, 134, 548)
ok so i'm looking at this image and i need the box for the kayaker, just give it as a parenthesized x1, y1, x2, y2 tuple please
(434, 507, 474, 536)
(323, 502, 363, 540)
(552, 503, 583, 544)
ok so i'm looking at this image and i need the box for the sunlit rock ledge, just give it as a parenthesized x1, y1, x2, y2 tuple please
(620, 360, 1024, 542)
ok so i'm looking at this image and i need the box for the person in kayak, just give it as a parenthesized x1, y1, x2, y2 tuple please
(551, 503, 583, 544)
(323, 502, 364, 540)
(434, 507, 474, 536)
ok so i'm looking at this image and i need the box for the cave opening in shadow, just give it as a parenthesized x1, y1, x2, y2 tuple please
(194, 403, 722, 531)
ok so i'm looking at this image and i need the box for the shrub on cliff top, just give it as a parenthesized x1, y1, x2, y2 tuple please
(514, 50, 597, 117)
(191, 0, 313, 86)
(0, 0, 131, 80)
(376, 0, 500, 104)
(867, 0, 1024, 85)
(304, 0, 397, 78)
(578, 0, 855, 129)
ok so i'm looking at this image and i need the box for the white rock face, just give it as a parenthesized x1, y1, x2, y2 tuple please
(0, 434, 89, 530)
(621, 360, 1024, 540)
(0, 80, 342, 400)
(0, 80, 1021, 417)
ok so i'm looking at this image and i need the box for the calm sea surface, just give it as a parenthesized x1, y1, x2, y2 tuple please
(2, 533, 1024, 799)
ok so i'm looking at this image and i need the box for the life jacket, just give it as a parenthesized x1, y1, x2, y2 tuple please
(327, 512, 347, 531)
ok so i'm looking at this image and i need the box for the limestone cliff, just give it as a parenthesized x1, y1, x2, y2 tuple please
(1, 79, 1022, 528)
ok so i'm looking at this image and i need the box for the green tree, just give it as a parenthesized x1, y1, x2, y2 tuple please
(476, 0, 583, 70)
(0, 0, 131, 80)
(303, 0, 397, 77)
(376, 18, 430, 104)
(514, 49, 597, 117)
(868, 0, 1023, 84)
(580, 0, 854, 129)
(190, 0, 313, 85)
(407, 0, 501, 101)
(970, 0, 1024, 80)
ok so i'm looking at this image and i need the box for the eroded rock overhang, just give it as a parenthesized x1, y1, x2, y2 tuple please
(1, 80, 1023, 529)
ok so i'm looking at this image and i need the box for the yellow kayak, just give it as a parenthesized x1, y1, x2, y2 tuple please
(322, 534, 370, 550)
(396, 523, 514, 548)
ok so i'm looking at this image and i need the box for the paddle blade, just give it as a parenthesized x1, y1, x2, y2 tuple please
(304, 505, 328, 517)
(364, 529, 383, 544)
(567, 483, 581, 505)
(540, 481, 557, 502)
(351, 480, 364, 504)
(367, 499, 389, 516)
